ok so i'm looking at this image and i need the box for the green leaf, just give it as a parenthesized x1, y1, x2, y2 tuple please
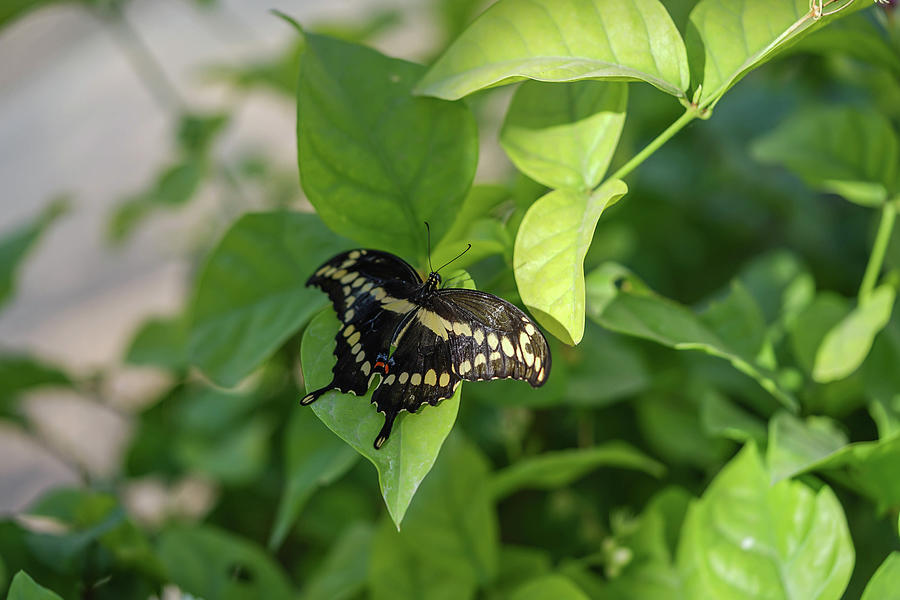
(700, 390, 767, 446)
(301, 310, 460, 527)
(269, 409, 359, 549)
(490, 442, 664, 500)
(124, 315, 189, 371)
(753, 107, 899, 206)
(793, 12, 900, 77)
(861, 552, 900, 600)
(157, 525, 293, 600)
(301, 523, 373, 600)
(368, 518, 477, 600)
(864, 317, 900, 439)
(6, 572, 63, 600)
(298, 33, 477, 260)
(500, 81, 628, 191)
(430, 185, 512, 270)
(766, 411, 848, 484)
(175, 416, 272, 485)
(737, 250, 815, 326)
(0, 355, 70, 414)
(416, 0, 689, 99)
(677, 444, 854, 600)
(515, 180, 628, 345)
(492, 546, 553, 597)
(687, 0, 858, 108)
(789, 293, 850, 375)
(813, 284, 896, 383)
(511, 575, 589, 600)
(0, 198, 67, 310)
(176, 112, 229, 156)
(188, 211, 349, 387)
(699, 281, 767, 360)
(585, 263, 798, 410)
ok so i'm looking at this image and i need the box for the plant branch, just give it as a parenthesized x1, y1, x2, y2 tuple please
(859, 198, 898, 302)
(605, 107, 700, 184)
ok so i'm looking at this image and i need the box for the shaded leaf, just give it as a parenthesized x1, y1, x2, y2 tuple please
(500, 81, 628, 190)
(753, 106, 899, 206)
(301, 523, 373, 600)
(0, 198, 67, 309)
(6, 572, 63, 600)
(511, 575, 589, 600)
(492, 546, 553, 597)
(700, 390, 767, 446)
(491, 442, 664, 500)
(515, 180, 628, 345)
(416, 0, 689, 99)
(789, 293, 850, 375)
(677, 444, 854, 600)
(301, 310, 460, 527)
(298, 33, 477, 260)
(125, 315, 189, 371)
(269, 409, 359, 549)
(188, 211, 349, 387)
(699, 281, 767, 360)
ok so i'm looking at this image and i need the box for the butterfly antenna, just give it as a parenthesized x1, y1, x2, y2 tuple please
(436, 244, 472, 273)
(424, 222, 434, 273)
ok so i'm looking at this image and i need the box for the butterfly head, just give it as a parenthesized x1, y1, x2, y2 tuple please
(424, 271, 442, 292)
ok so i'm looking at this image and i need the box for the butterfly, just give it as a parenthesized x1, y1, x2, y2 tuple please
(301, 248, 551, 449)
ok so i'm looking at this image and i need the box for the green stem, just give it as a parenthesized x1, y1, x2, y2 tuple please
(605, 107, 701, 185)
(859, 199, 898, 303)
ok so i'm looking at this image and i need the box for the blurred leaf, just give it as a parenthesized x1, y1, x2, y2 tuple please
(864, 316, 900, 438)
(156, 525, 293, 600)
(677, 444, 854, 600)
(766, 411, 848, 483)
(814, 284, 896, 382)
(511, 575, 589, 600)
(789, 292, 850, 375)
(0, 355, 71, 415)
(108, 160, 204, 244)
(700, 390, 767, 446)
(400, 434, 499, 585)
(736, 250, 815, 325)
(564, 326, 650, 407)
(793, 12, 900, 76)
(490, 442, 664, 500)
(699, 281, 767, 360)
(6, 572, 63, 600)
(298, 33, 477, 260)
(0, 198, 67, 309)
(861, 552, 900, 600)
(177, 112, 229, 156)
(210, 39, 303, 96)
(515, 180, 628, 345)
(368, 518, 476, 600)
(301, 523, 373, 600)
(753, 106, 899, 206)
(491, 546, 553, 598)
(430, 185, 512, 270)
(188, 211, 349, 387)
(301, 310, 459, 527)
(416, 0, 689, 99)
(500, 81, 628, 191)
(269, 409, 359, 549)
(0, 557, 5, 595)
(0, 0, 55, 30)
(637, 389, 731, 468)
(124, 315, 189, 371)
(585, 263, 798, 410)
(175, 416, 272, 485)
(687, 0, 862, 108)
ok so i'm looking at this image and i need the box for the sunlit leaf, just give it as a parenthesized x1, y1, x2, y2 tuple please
(188, 211, 349, 387)
(300, 310, 460, 527)
(515, 180, 628, 345)
(6, 572, 63, 600)
(678, 444, 854, 600)
(511, 575, 589, 600)
(298, 33, 477, 260)
(766, 411, 848, 483)
(500, 81, 628, 191)
(861, 552, 900, 600)
(416, 0, 689, 99)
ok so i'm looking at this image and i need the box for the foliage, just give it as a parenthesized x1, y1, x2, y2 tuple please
(2, 0, 900, 598)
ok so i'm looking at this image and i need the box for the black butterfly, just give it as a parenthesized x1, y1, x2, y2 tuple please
(301, 248, 551, 449)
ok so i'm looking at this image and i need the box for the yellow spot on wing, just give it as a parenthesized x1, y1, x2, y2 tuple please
(439, 372, 450, 387)
(417, 309, 449, 340)
(348, 331, 361, 346)
(452, 322, 472, 337)
(487, 333, 499, 350)
(473, 329, 485, 345)
(501, 336, 515, 357)
(399, 372, 409, 384)
(425, 369, 437, 385)
(411, 373, 422, 385)
(474, 354, 487, 368)
(383, 298, 417, 313)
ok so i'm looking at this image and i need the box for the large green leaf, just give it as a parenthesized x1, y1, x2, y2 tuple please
(687, 0, 862, 108)
(300, 310, 460, 527)
(500, 81, 628, 191)
(6, 572, 63, 600)
(269, 409, 359, 549)
(677, 444, 854, 600)
(753, 107, 899, 207)
(511, 575, 589, 600)
(861, 553, 900, 600)
(416, 0, 690, 99)
(490, 442, 664, 500)
(301, 523, 373, 600)
(0, 199, 67, 310)
(188, 211, 349, 387)
(585, 263, 798, 410)
(157, 525, 293, 600)
(297, 33, 477, 260)
(814, 284, 896, 382)
(514, 180, 628, 345)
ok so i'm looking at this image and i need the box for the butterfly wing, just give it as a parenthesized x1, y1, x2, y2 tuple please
(434, 289, 551, 387)
(302, 249, 421, 404)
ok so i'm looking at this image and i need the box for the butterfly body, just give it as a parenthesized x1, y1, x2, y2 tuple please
(302, 249, 550, 449)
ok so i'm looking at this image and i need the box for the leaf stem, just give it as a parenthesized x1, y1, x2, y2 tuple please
(605, 107, 700, 184)
(859, 199, 898, 303)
